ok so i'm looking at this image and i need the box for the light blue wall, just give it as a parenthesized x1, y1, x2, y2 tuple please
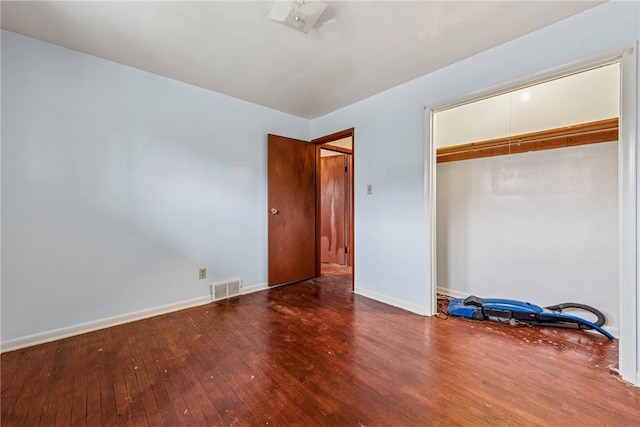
(1, 30, 309, 342)
(310, 0, 639, 380)
(2, 1, 639, 380)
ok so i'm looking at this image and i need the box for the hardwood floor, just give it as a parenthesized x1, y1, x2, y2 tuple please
(2, 264, 639, 426)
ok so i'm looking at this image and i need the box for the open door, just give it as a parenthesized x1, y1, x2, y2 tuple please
(267, 134, 317, 286)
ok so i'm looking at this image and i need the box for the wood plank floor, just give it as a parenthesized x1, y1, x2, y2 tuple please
(2, 264, 639, 426)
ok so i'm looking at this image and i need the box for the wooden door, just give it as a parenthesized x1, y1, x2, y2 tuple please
(267, 134, 316, 286)
(320, 153, 347, 265)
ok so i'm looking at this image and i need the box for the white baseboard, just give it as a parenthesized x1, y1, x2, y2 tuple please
(2, 280, 273, 353)
(242, 282, 268, 295)
(354, 287, 426, 315)
(437, 287, 469, 299)
(1, 295, 211, 353)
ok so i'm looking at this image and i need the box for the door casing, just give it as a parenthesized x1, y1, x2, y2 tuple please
(313, 128, 355, 289)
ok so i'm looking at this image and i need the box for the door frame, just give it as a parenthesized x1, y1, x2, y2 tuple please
(313, 128, 355, 289)
(319, 147, 352, 266)
(425, 45, 638, 385)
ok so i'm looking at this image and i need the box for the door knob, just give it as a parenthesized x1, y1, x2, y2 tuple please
(270, 208, 279, 215)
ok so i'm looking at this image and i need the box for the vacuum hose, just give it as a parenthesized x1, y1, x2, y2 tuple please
(544, 303, 606, 327)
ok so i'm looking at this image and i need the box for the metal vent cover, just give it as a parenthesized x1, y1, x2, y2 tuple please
(211, 279, 242, 302)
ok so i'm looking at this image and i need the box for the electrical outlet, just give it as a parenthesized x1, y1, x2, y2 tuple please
(199, 268, 207, 280)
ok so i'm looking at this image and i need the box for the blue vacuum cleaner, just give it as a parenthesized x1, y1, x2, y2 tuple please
(447, 295, 613, 339)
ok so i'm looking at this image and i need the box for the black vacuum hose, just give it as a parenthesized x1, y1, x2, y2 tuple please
(544, 303, 606, 327)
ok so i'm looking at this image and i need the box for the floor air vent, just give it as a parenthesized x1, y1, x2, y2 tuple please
(211, 279, 242, 302)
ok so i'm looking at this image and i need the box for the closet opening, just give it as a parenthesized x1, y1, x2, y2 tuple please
(426, 47, 637, 385)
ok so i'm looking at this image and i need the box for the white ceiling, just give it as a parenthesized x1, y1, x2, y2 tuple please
(0, 1, 604, 119)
